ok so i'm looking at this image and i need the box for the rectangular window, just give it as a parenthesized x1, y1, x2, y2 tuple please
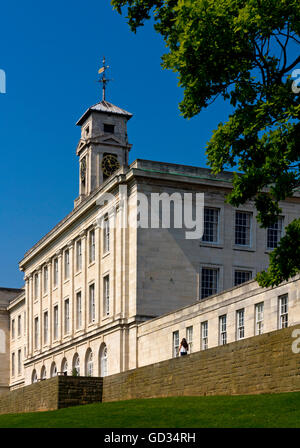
(104, 123, 115, 134)
(219, 315, 227, 345)
(89, 229, 95, 263)
(186, 326, 193, 353)
(201, 268, 218, 299)
(44, 311, 48, 345)
(11, 319, 15, 339)
(255, 302, 264, 335)
(34, 273, 39, 300)
(34, 317, 39, 349)
(64, 249, 70, 279)
(76, 240, 82, 271)
(201, 321, 208, 350)
(43, 266, 48, 293)
(103, 217, 110, 253)
(24, 311, 26, 336)
(267, 217, 283, 249)
(279, 294, 288, 329)
(173, 331, 179, 358)
(12, 353, 15, 377)
(64, 299, 70, 334)
(18, 315, 21, 337)
(53, 258, 59, 287)
(202, 208, 219, 243)
(236, 309, 245, 340)
(76, 292, 82, 329)
(235, 211, 251, 246)
(104, 275, 110, 316)
(89, 284, 95, 323)
(234, 270, 252, 286)
(18, 349, 21, 375)
(53, 305, 58, 340)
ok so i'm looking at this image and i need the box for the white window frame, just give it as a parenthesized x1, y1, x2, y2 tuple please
(18, 349, 21, 375)
(89, 284, 95, 323)
(43, 266, 48, 294)
(53, 305, 59, 340)
(202, 207, 220, 243)
(104, 275, 110, 316)
(219, 315, 227, 345)
(53, 258, 59, 288)
(76, 291, 82, 329)
(236, 309, 245, 340)
(18, 315, 21, 337)
(201, 267, 219, 299)
(64, 249, 70, 280)
(201, 321, 208, 350)
(12, 352, 15, 377)
(34, 317, 39, 349)
(64, 298, 70, 334)
(173, 330, 179, 358)
(34, 273, 39, 300)
(76, 239, 82, 272)
(235, 211, 252, 247)
(255, 302, 264, 335)
(44, 311, 48, 345)
(279, 294, 288, 329)
(186, 326, 193, 353)
(103, 216, 110, 254)
(267, 216, 284, 250)
(89, 229, 95, 264)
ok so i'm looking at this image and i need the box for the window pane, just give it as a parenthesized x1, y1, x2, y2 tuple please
(201, 268, 218, 299)
(235, 212, 251, 246)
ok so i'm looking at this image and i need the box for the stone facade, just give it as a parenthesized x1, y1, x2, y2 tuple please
(1, 98, 300, 394)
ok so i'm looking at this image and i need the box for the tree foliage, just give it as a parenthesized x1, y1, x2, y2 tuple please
(112, 0, 300, 286)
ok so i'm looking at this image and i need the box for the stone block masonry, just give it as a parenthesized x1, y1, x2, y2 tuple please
(102, 325, 300, 402)
(0, 376, 103, 415)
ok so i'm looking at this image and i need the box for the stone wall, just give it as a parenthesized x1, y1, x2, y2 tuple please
(102, 325, 300, 402)
(0, 376, 103, 415)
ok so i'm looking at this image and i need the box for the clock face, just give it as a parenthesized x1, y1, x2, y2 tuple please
(80, 158, 86, 182)
(101, 154, 120, 177)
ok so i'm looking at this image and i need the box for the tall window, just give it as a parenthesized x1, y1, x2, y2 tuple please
(34, 273, 39, 300)
(219, 315, 227, 345)
(104, 275, 110, 316)
(255, 302, 264, 335)
(201, 321, 208, 350)
(64, 299, 70, 334)
(89, 284, 95, 323)
(267, 217, 283, 249)
(103, 216, 110, 253)
(236, 309, 245, 340)
(43, 266, 48, 293)
(173, 331, 179, 358)
(201, 268, 218, 299)
(12, 353, 15, 376)
(100, 346, 108, 377)
(76, 240, 82, 271)
(18, 349, 21, 375)
(235, 211, 251, 246)
(89, 229, 95, 263)
(279, 294, 288, 329)
(234, 270, 252, 286)
(18, 315, 21, 337)
(202, 208, 219, 243)
(53, 258, 59, 287)
(64, 249, 70, 279)
(24, 311, 26, 335)
(53, 305, 58, 340)
(11, 319, 15, 339)
(44, 311, 48, 345)
(186, 326, 193, 353)
(73, 354, 80, 376)
(86, 350, 93, 377)
(76, 292, 82, 329)
(34, 317, 39, 349)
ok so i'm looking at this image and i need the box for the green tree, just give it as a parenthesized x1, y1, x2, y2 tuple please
(112, 0, 300, 286)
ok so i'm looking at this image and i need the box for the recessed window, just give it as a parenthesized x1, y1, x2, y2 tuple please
(89, 230, 95, 264)
(34, 273, 39, 300)
(201, 268, 218, 299)
(18, 349, 21, 375)
(34, 317, 39, 349)
(89, 284, 95, 323)
(11, 319, 15, 339)
(43, 266, 48, 293)
(64, 249, 70, 280)
(235, 211, 251, 246)
(53, 305, 58, 340)
(104, 275, 110, 316)
(201, 321, 208, 350)
(76, 240, 82, 271)
(76, 292, 82, 329)
(186, 326, 193, 353)
(53, 258, 59, 287)
(104, 123, 115, 134)
(255, 302, 264, 335)
(234, 270, 252, 286)
(219, 315, 227, 345)
(12, 353, 15, 377)
(267, 217, 283, 249)
(279, 294, 288, 329)
(236, 309, 245, 340)
(44, 311, 48, 345)
(103, 216, 110, 253)
(202, 208, 219, 243)
(173, 331, 179, 358)
(18, 315, 21, 337)
(64, 299, 70, 334)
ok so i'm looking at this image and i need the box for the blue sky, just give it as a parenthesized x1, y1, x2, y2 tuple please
(0, 0, 234, 287)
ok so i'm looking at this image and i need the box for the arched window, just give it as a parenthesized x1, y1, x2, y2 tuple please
(73, 353, 80, 376)
(50, 362, 57, 378)
(41, 366, 47, 380)
(85, 349, 93, 377)
(61, 358, 68, 376)
(100, 344, 108, 377)
(32, 369, 38, 383)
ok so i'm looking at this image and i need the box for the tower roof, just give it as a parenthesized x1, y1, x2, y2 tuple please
(76, 100, 133, 126)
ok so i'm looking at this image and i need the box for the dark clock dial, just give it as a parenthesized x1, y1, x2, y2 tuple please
(102, 154, 120, 177)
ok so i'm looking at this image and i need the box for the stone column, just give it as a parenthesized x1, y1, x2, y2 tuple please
(68, 241, 74, 337)
(57, 250, 63, 342)
(38, 268, 42, 351)
(80, 230, 87, 332)
(47, 258, 52, 348)
(28, 274, 33, 357)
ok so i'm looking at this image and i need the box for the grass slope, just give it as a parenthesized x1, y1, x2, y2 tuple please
(0, 392, 300, 428)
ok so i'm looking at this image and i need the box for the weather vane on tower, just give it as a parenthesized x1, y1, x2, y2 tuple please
(98, 57, 112, 102)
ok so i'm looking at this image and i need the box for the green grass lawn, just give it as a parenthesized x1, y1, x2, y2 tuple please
(0, 392, 300, 428)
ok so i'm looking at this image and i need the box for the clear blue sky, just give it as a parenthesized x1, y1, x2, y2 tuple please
(0, 0, 233, 288)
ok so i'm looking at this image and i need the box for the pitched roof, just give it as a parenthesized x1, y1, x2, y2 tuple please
(76, 100, 133, 126)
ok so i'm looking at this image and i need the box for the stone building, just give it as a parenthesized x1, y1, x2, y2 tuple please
(1, 96, 300, 393)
